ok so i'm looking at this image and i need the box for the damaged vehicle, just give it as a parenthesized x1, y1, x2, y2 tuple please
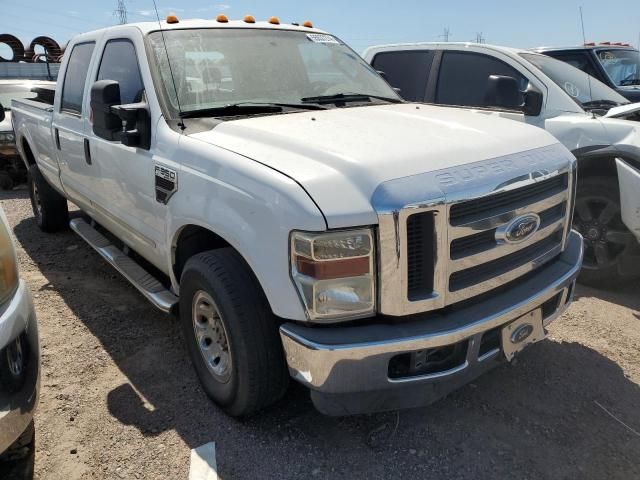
(366, 43, 640, 286)
(11, 18, 582, 416)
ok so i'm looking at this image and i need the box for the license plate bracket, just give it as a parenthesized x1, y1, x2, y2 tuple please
(502, 309, 545, 361)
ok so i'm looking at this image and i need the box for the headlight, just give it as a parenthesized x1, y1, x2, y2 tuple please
(0, 211, 18, 305)
(290, 229, 375, 321)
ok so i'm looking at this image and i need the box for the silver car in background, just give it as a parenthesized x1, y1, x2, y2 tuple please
(0, 201, 39, 478)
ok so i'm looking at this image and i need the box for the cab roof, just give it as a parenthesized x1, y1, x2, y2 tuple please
(534, 44, 638, 53)
(73, 18, 327, 39)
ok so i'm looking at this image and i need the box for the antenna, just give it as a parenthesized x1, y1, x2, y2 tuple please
(151, 0, 185, 130)
(579, 6, 594, 105)
(114, 0, 128, 24)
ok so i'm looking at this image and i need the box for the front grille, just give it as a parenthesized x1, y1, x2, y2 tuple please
(449, 173, 568, 226)
(405, 171, 571, 307)
(449, 232, 562, 292)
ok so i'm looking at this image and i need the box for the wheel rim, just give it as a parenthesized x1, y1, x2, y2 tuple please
(573, 194, 635, 271)
(31, 180, 42, 217)
(192, 290, 232, 382)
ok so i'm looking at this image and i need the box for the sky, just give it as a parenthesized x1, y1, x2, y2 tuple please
(2, 0, 639, 56)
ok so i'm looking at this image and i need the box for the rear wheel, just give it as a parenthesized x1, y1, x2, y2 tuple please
(179, 248, 289, 417)
(28, 164, 68, 232)
(573, 177, 639, 287)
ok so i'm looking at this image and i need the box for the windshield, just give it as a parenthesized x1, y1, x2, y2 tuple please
(521, 53, 628, 109)
(0, 83, 45, 111)
(594, 49, 640, 87)
(148, 28, 399, 117)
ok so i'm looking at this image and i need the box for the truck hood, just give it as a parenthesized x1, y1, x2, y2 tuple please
(604, 102, 640, 119)
(189, 103, 561, 228)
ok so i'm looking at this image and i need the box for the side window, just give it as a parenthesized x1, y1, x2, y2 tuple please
(550, 52, 599, 79)
(371, 50, 434, 102)
(435, 51, 528, 109)
(97, 39, 144, 104)
(61, 42, 95, 115)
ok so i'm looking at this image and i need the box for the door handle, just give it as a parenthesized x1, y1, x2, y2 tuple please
(54, 128, 60, 150)
(84, 138, 92, 165)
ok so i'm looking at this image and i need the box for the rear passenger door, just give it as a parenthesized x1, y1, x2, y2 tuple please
(431, 50, 529, 122)
(53, 41, 96, 208)
(370, 50, 435, 102)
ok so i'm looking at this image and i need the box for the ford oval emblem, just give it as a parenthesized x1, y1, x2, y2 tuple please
(496, 213, 541, 245)
(511, 323, 534, 344)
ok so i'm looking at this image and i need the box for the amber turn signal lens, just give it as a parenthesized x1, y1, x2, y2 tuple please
(216, 14, 229, 23)
(295, 256, 370, 280)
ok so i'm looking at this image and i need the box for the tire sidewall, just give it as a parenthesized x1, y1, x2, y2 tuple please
(179, 268, 237, 407)
(27, 169, 43, 229)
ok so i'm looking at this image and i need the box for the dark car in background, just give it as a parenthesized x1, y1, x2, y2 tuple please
(534, 43, 640, 102)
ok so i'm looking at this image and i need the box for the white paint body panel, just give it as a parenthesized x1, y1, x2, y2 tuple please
(12, 26, 567, 321)
(616, 159, 640, 242)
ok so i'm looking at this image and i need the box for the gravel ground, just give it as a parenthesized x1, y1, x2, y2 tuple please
(1, 188, 639, 480)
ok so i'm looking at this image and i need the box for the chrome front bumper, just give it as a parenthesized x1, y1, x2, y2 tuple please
(0, 280, 40, 454)
(280, 231, 583, 415)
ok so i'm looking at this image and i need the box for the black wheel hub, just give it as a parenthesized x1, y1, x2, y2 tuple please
(573, 194, 634, 271)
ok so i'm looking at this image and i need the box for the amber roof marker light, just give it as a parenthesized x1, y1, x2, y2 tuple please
(303, 21, 313, 28)
(268, 16, 280, 25)
(216, 14, 229, 23)
(166, 14, 179, 24)
(243, 15, 256, 23)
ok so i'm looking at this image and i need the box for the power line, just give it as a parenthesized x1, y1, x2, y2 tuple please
(114, 0, 128, 24)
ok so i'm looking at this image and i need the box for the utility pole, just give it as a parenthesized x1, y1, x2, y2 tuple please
(475, 32, 485, 44)
(114, 0, 128, 24)
(439, 27, 451, 42)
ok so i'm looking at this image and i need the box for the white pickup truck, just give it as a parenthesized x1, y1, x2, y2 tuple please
(12, 18, 582, 416)
(364, 43, 640, 286)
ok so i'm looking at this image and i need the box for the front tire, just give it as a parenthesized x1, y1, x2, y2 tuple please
(28, 164, 68, 232)
(573, 177, 639, 287)
(179, 248, 289, 417)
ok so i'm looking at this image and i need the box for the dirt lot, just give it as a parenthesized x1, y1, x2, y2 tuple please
(1, 188, 639, 479)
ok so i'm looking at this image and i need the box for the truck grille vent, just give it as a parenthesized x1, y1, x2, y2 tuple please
(406, 212, 435, 301)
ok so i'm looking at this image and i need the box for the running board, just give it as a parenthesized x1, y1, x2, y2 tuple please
(69, 218, 178, 313)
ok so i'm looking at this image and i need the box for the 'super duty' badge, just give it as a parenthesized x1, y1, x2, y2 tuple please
(496, 213, 541, 244)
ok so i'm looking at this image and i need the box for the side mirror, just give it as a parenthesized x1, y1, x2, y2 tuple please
(90, 80, 151, 150)
(523, 85, 543, 116)
(91, 80, 122, 141)
(0, 103, 5, 123)
(485, 75, 524, 110)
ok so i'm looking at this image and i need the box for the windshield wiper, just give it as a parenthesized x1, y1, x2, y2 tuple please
(179, 102, 326, 119)
(300, 92, 402, 105)
(621, 78, 640, 86)
(581, 99, 621, 109)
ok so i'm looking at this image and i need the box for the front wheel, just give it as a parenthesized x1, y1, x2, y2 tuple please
(573, 177, 639, 287)
(179, 248, 289, 417)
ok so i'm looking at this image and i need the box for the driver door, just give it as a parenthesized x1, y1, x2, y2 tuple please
(87, 36, 165, 265)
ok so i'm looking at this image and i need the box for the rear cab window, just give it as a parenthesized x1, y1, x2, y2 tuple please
(61, 42, 96, 115)
(371, 50, 434, 102)
(435, 51, 528, 109)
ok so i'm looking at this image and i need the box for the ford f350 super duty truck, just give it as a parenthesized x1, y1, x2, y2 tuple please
(365, 43, 640, 287)
(11, 17, 582, 416)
